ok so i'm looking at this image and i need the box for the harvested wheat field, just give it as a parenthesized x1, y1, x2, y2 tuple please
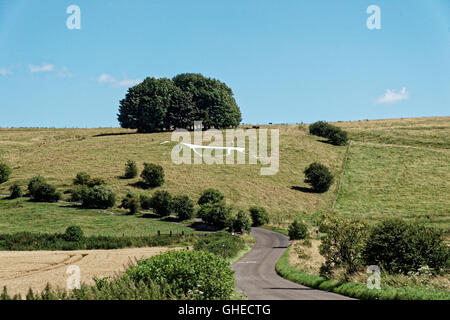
(0, 247, 176, 297)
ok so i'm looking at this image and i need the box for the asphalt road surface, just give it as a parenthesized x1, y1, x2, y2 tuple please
(232, 227, 354, 300)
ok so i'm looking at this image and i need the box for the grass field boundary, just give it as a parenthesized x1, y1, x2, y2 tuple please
(331, 140, 352, 212)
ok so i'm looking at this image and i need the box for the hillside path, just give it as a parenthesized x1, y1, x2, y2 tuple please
(232, 228, 354, 300)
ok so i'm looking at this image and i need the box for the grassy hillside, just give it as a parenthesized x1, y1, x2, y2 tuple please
(0, 116, 449, 235)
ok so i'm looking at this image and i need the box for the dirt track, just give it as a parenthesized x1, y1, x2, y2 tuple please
(0, 247, 173, 297)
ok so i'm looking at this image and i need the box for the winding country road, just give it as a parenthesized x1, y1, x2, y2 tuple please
(232, 228, 353, 300)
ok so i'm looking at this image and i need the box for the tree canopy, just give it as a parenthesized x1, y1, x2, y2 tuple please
(117, 73, 242, 132)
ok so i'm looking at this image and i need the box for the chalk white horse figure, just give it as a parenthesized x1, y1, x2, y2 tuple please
(181, 142, 246, 156)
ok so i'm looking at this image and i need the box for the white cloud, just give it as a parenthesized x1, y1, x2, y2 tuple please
(29, 63, 55, 73)
(98, 73, 116, 84)
(56, 66, 73, 78)
(98, 73, 141, 87)
(0, 67, 12, 76)
(376, 87, 409, 104)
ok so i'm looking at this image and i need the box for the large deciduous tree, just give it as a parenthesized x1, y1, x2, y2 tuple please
(117, 73, 241, 132)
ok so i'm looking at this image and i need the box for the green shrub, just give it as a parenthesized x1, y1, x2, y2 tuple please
(304, 162, 334, 193)
(73, 172, 91, 186)
(141, 163, 164, 188)
(319, 214, 368, 275)
(126, 250, 235, 299)
(194, 232, 246, 258)
(9, 183, 22, 199)
(150, 190, 172, 217)
(27, 176, 46, 195)
(140, 194, 152, 210)
(0, 164, 11, 184)
(198, 188, 224, 205)
(124, 160, 138, 179)
(80, 185, 116, 209)
(249, 206, 269, 226)
(232, 210, 251, 233)
(30, 182, 61, 202)
(309, 121, 331, 137)
(171, 195, 194, 220)
(198, 201, 232, 229)
(363, 219, 450, 274)
(120, 193, 140, 214)
(288, 220, 308, 240)
(68, 186, 87, 202)
(64, 226, 84, 242)
(73, 172, 105, 187)
(327, 128, 348, 146)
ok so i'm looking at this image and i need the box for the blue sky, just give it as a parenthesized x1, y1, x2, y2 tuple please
(0, 0, 449, 127)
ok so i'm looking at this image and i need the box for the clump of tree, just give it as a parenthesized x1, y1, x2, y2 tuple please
(230, 210, 251, 233)
(73, 172, 106, 187)
(249, 206, 270, 227)
(304, 162, 334, 193)
(288, 220, 309, 240)
(63, 226, 85, 242)
(28, 176, 61, 202)
(363, 219, 449, 274)
(198, 188, 224, 206)
(141, 163, 165, 188)
(9, 183, 22, 199)
(120, 193, 140, 214)
(0, 164, 11, 184)
(117, 73, 242, 132)
(149, 190, 172, 217)
(309, 121, 348, 146)
(79, 185, 116, 209)
(124, 160, 138, 179)
(198, 201, 233, 229)
(170, 195, 194, 221)
(319, 214, 368, 277)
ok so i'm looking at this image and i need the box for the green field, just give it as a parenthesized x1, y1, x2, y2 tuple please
(0, 116, 449, 237)
(0, 198, 192, 237)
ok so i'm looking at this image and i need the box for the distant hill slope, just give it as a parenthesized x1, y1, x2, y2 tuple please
(0, 116, 448, 235)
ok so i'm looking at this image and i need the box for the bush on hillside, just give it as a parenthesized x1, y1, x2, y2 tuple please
(27, 176, 46, 195)
(304, 162, 334, 193)
(0, 164, 11, 184)
(198, 201, 233, 229)
(141, 163, 164, 188)
(9, 183, 22, 199)
(198, 188, 224, 206)
(249, 206, 270, 227)
(319, 214, 368, 276)
(231, 210, 251, 233)
(30, 182, 61, 203)
(150, 191, 172, 217)
(80, 185, 116, 209)
(363, 219, 450, 274)
(326, 126, 348, 146)
(125, 250, 235, 299)
(170, 195, 194, 221)
(124, 160, 138, 179)
(73, 172, 105, 187)
(64, 226, 84, 242)
(120, 193, 140, 214)
(309, 121, 332, 137)
(288, 220, 308, 240)
(139, 194, 152, 210)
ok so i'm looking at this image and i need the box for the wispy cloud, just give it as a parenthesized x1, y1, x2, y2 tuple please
(376, 87, 409, 104)
(29, 63, 55, 73)
(0, 67, 12, 76)
(98, 73, 141, 87)
(56, 67, 73, 78)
